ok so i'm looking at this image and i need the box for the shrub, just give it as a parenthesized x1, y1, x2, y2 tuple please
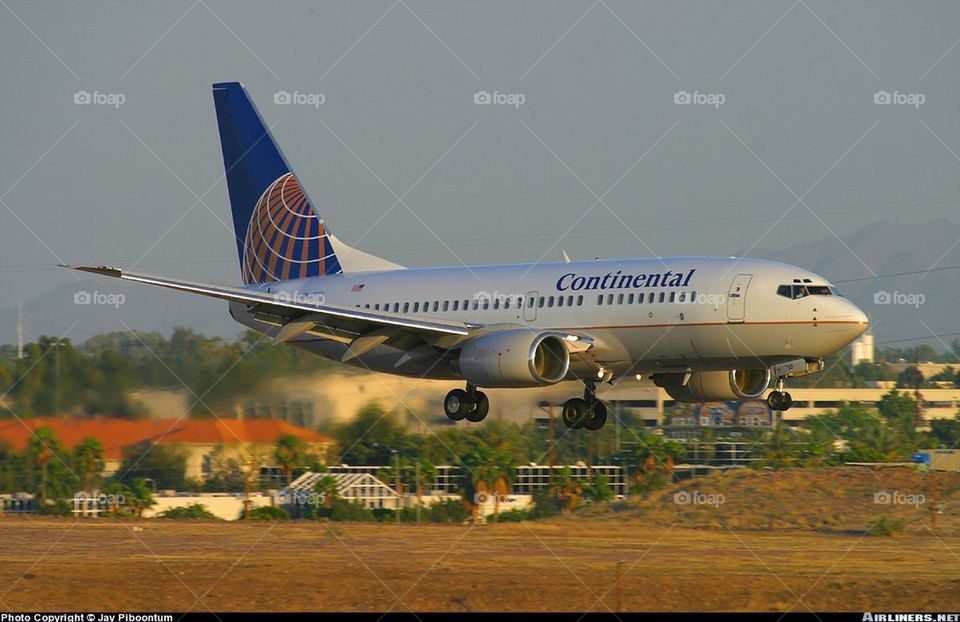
(427, 499, 469, 523)
(496, 508, 531, 522)
(246, 506, 289, 520)
(157, 503, 220, 520)
(868, 516, 905, 536)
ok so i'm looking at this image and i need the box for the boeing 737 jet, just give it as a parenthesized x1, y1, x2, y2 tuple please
(66, 82, 870, 431)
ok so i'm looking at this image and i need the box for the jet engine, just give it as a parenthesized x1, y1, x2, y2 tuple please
(458, 330, 570, 388)
(652, 369, 771, 402)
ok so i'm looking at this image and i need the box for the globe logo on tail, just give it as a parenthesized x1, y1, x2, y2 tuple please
(242, 173, 341, 284)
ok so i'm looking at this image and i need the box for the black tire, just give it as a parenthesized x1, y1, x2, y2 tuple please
(584, 400, 608, 431)
(781, 391, 793, 411)
(466, 392, 489, 422)
(766, 391, 782, 411)
(562, 398, 588, 429)
(444, 389, 469, 421)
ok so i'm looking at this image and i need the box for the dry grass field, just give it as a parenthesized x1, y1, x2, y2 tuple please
(0, 468, 957, 612)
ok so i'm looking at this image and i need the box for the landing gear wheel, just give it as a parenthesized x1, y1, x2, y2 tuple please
(583, 400, 608, 431)
(562, 398, 589, 429)
(465, 392, 489, 422)
(767, 391, 781, 410)
(444, 389, 470, 421)
(780, 391, 793, 411)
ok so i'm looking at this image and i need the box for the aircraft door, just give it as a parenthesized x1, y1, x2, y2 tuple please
(726, 274, 752, 322)
(523, 291, 538, 322)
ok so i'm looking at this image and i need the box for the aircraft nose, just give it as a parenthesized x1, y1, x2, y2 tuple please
(845, 299, 869, 337)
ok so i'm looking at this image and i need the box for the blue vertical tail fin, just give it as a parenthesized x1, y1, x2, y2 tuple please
(212, 82, 342, 284)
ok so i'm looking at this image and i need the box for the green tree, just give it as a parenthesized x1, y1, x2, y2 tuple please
(73, 437, 104, 492)
(118, 442, 187, 490)
(126, 478, 156, 517)
(275, 434, 309, 485)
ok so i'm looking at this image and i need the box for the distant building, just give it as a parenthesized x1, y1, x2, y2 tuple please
(0, 417, 333, 483)
(286, 470, 400, 509)
(664, 399, 772, 439)
(851, 333, 875, 365)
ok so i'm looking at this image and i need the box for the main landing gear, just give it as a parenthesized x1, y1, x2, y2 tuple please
(766, 377, 793, 411)
(444, 384, 489, 423)
(561, 380, 608, 431)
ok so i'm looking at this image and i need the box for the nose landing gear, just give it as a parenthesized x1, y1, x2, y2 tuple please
(561, 380, 608, 430)
(444, 384, 489, 422)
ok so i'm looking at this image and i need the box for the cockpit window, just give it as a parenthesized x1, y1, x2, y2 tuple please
(777, 284, 834, 299)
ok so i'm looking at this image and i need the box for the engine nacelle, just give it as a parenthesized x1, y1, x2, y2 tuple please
(653, 369, 771, 402)
(458, 330, 570, 388)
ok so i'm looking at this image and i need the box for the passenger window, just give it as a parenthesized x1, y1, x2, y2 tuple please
(374, 304, 380, 310)
(556, 296, 563, 307)
(669, 292, 676, 303)
(597, 294, 604, 305)
(577, 295, 583, 306)
(403, 302, 409, 313)
(538, 296, 545, 308)
(627, 293, 634, 304)
(413, 302, 420, 312)
(452, 300, 459, 311)
(549, 296, 556, 307)
(648, 292, 655, 303)
(691, 291, 697, 303)
(504, 298, 511, 310)
(607, 294, 614, 305)
(442, 301, 449, 312)
(364, 303, 370, 309)
(393, 303, 399, 312)
(658, 292, 665, 303)
(568, 295, 574, 306)
(433, 301, 439, 312)
(528, 296, 535, 309)
(493, 298, 500, 310)
(482, 299, 490, 310)
(617, 293, 624, 305)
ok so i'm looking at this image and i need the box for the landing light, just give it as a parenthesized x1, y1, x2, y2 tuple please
(597, 368, 605, 379)
(563, 334, 580, 342)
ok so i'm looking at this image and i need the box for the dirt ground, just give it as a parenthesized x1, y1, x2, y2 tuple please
(0, 515, 957, 612)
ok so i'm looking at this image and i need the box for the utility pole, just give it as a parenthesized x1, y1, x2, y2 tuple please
(394, 450, 401, 524)
(16, 301, 23, 360)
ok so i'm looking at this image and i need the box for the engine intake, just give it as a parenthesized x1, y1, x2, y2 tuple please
(653, 369, 771, 402)
(458, 330, 570, 388)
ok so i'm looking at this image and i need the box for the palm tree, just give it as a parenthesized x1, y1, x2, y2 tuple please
(126, 478, 156, 518)
(103, 481, 128, 515)
(27, 426, 59, 502)
(73, 437, 104, 492)
(275, 434, 309, 485)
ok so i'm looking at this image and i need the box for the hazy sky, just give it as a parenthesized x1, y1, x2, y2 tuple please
(2, 1, 959, 339)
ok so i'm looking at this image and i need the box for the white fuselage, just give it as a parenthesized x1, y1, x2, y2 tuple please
(230, 256, 869, 382)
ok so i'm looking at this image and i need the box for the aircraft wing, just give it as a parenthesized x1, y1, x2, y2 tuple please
(62, 265, 472, 355)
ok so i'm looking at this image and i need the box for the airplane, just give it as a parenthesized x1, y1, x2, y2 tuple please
(65, 81, 870, 431)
